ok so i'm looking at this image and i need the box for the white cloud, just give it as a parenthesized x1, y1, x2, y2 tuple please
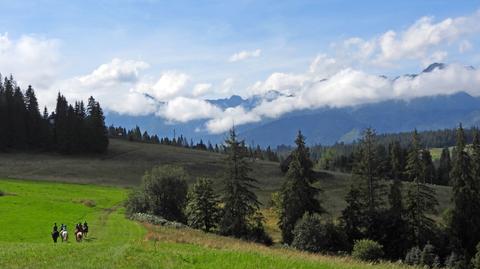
(459, 40, 473, 53)
(204, 62, 480, 134)
(248, 72, 308, 96)
(336, 10, 480, 67)
(205, 106, 261, 133)
(158, 97, 222, 122)
(77, 58, 149, 86)
(229, 49, 261, 62)
(0, 33, 60, 90)
(192, 83, 212, 97)
(134, 71, 189, 101)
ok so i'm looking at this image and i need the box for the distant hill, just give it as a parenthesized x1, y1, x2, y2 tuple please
(105, 63, 480, 147)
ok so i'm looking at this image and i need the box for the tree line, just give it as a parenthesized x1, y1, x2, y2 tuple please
(109, 124, 279, 162)
(278, 126, 480, 268)
(125, 125, 480, 267)
(0, 75, 108, 153)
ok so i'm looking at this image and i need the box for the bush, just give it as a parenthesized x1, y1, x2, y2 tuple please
(473, 242, 480, 269)
(352, 239, 384, 262)
(244, 213, 273, 246)
(421, 243, 438, 268)
(291, 213, 325, 253)
(291, 213, 349, 253)
(125, 189, 148, 217)
(405, 246, 421, 266)
(445, 252, 467, 269)
(125, 165, 188, 222)
(0, 190, 4, 196)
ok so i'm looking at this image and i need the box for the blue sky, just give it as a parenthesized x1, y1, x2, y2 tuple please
(1, 1, 480, 132)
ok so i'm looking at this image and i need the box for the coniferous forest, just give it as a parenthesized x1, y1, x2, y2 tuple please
(0, 75, 108, 154)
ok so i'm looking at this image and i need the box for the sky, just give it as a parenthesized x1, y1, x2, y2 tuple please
(1, 0, 480, 133)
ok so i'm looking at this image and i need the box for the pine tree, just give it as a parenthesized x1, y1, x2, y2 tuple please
(11, 86, 27, 148)
(437, 147, 451, 186)
(353, 128, 386, 217)
(341, 185, 365, 244)
(54, 93, 69, 153)
(185, 178, 221, 232)
(86, 96, 108, 153)
(24, 85, 42, 148)
(450, 124, 480, 259)
(404, 130, 438, 246)
(422, 150, 436, 184)
(389, 141, 405, 180)
(278, 131, 323, 244)
(219, 128, 261, 238)
(0, 77, 7, 150)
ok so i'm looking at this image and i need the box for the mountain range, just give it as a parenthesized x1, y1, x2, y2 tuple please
(105, 63, 480, 147)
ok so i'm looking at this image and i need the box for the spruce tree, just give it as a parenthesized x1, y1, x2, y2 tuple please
(219, 128, 261, 238)
(437, 147, 451, 186)
(389, 141, 405, 180)
(185, 178, 221, 232)
(341, 185, 365, 244)
(353, 128, 385, 218)
(86, 96, 108, 153)
(422, 150, 436, 184)
(404, 130, 438, 246)
(0, 77, 7, 150)
(278, 131, 323, 244)
(24, 85, 42, 148)
(450, 124, 480, 259)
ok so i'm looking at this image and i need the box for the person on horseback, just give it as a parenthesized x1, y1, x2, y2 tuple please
(51, 223, 59, 243)
(83, 221, 89, 237)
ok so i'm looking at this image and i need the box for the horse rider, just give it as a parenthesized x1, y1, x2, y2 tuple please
(83, 221, 89, 236)
(51, 223, 59, 243)
(60, 223, 65, 231)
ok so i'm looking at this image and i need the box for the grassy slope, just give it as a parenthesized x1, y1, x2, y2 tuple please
(0, 179, 409, 269)
(0, 139, 452, 217)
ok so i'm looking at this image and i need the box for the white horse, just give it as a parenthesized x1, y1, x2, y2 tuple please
(60, 230, 68, 242)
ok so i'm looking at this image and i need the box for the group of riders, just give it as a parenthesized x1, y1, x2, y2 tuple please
(51, 222, 89, 243)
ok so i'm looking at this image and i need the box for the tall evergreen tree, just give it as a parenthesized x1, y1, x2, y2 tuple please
(422, 150, 436, 184)
(219, 128, 261, 238)
(86, 96, 108, 153)
(404, 130, 438, 246)
(0, 76, 7, 150)
(278, 131, 323, 244)
(354, 128, 385, 215)
(24, 85, 42, 148)
(389, 141, 405, 180)
(341, 185, 365, 244)
(185, 178, 221, 232)
(450, 124, 480, 259)
(437, 147, 452, 186)
(11, 86, 27, 148)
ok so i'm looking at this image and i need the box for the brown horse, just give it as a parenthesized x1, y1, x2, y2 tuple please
(75, 230, 83, 242)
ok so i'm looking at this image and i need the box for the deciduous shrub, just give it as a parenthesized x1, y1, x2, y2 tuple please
(405, 246, 421, 266)
(291, 213, 349, 253)
(126, 165, 188, 222)
(351, 239, 384, 262)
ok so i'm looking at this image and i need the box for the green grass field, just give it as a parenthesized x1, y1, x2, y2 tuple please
(0, 139, 453, 218)
(0, 179, 411, 268)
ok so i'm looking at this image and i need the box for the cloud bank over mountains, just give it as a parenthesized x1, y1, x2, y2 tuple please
(2, 10, 480, 134)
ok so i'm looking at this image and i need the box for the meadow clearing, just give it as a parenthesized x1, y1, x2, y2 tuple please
(0, 179, 413, 268)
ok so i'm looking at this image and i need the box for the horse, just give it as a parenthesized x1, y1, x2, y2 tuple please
(60, 230, 68, 242)
(75, 231, 83, 242)
(82, 224, 88, 238)
(51, 230, 59, 243)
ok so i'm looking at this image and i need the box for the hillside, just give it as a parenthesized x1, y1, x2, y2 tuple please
(0, 138, 452, 217)
(0, 179, 411, 269)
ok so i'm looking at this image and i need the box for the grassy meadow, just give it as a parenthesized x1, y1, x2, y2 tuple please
(0, 179, 412, 269)
(0, 138, 453, 217)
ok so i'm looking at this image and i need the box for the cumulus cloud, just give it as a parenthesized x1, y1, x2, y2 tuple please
(192, 83, 212, 97)
(337, 10, 480, 67)
(134, 71, 190, 101)
(204, 62, 480, 134)
(157, 97, 222, 122)
(77, 58, 149, 86)
(0, 33, 60, 90)
(229, 49, 261, 62)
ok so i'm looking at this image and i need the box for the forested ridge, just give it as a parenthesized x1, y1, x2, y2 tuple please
(0, 75, 108, 154)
